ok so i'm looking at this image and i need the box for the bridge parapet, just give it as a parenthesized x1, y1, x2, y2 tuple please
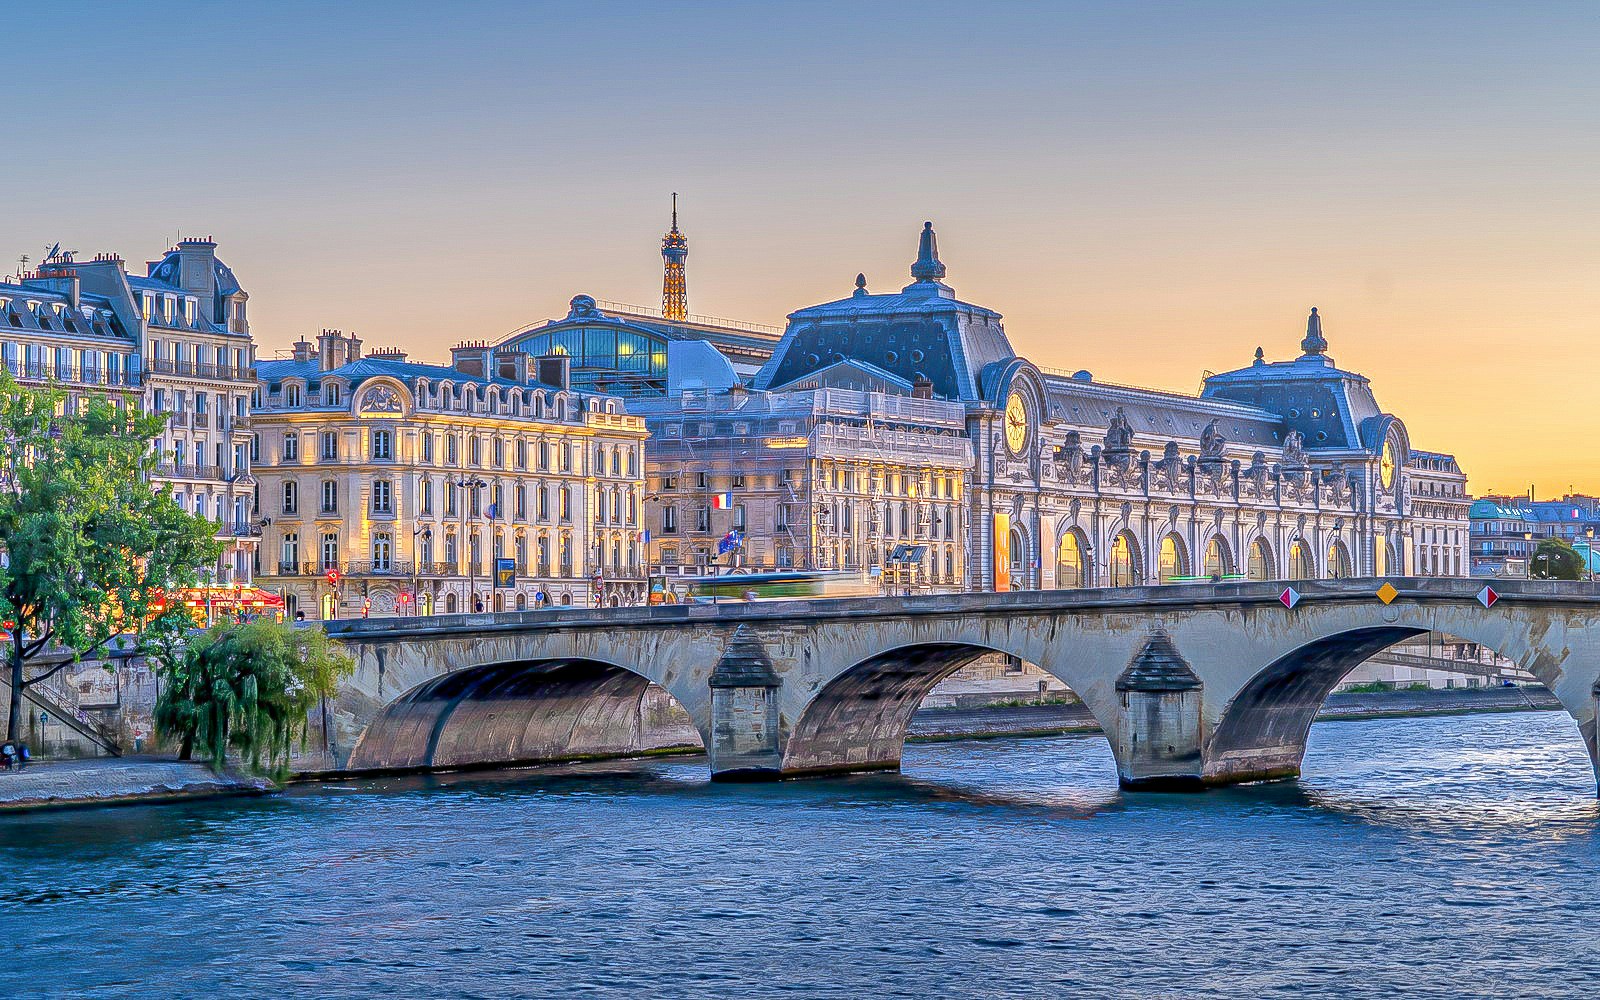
(320, 578, 1600, 791)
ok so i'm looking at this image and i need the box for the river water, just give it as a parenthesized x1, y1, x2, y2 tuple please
(2, 710, 1599, 999)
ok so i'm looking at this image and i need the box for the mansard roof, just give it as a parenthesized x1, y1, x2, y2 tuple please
(1200, 309, 1386, 454)
(257, 356, 568, 394)
(752, 223, 1014, 402)
(0, 280, 133, 343)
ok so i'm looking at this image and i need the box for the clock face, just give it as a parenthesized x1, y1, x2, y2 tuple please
(1004, 390, 1029, 456)
(1380, 440, 1396, 490)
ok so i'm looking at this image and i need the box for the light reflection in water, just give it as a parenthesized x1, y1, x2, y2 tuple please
(1, 710, 1597, 999)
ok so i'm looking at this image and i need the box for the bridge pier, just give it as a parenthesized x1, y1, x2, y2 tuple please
(1114, 633, 1205, 790)
(707, 626, 784, 780)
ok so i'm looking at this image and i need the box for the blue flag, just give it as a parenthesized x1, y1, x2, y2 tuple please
(485, 502, 499, 520)
(718, 529, 744, 555)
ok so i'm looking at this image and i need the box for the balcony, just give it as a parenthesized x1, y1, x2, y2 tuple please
(193, 412, 210, 428)
(217, 522, 263, 538)
(344, 561, 416, 576)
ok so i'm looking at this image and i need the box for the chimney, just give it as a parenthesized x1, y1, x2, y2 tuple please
(367, 346, 409, 362)
(536, 353, 571, 391)
(30, 262, 80, 310)
(292, 338, 315, 363)
(912, 377, 934, 400)
(315, 329, 359, 371)
(174, 237, 218, 323)
(451, 341, 491, 378)
(494, 348, 530, 384)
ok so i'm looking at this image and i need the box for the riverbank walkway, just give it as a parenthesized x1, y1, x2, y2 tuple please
(0, 756, 265, 811)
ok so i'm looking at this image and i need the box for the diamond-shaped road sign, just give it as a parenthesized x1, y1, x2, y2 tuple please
(1376, 582, 1400, 605)
(1477, 585, 1499, 609)
(1278, 587, 1301, 610)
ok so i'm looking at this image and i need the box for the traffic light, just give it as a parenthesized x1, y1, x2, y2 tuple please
(362, 596, 371, 619)
(326, 568, 341, 586)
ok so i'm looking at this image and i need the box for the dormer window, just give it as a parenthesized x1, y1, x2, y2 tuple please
(184, 298, 197, 326)
(141, 293, 155, 320)
(323, 383, 342, 406)
(285, 384, 302, 407)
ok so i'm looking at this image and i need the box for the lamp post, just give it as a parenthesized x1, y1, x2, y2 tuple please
(411, 525, 432, 616)
(453, 476, 487, 612)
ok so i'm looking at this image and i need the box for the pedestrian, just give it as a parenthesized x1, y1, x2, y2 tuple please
(473, 596, 485, 614)
(0, 741, 13, 772)
(17, 743, 28, 770)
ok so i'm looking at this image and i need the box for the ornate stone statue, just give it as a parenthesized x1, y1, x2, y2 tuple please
(1105, 408, 1134, 454)
(1282, 429, 1309, 469)
(1200, 419, 1227, 461)
(1154, 441, 1184, 492)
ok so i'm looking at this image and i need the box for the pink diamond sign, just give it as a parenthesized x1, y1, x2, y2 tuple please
(1477, 585, 1499, 609)
(1279, 587, 1301, 610)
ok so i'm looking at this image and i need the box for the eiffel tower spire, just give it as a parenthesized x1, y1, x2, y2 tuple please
(661, 193, 688, 321)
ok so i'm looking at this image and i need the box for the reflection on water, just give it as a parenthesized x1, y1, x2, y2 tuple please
(2, 711, 1598, 999)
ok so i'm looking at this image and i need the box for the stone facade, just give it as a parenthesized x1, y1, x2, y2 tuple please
(251, 332, 648, 618)
(0, 239, 260, 586)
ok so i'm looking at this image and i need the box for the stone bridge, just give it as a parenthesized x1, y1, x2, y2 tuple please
(319, 578, 1600, 790)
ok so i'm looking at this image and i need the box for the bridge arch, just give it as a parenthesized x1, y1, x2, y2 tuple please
(1203, 607, 1599, 787)
(779, 632, 1121, 779)
(347, 655, 707, 773)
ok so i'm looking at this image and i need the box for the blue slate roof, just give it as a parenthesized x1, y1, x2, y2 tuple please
(258, 356, 549, 392)
(753, 223, 1014, 402)
(1201, 310, 1385, 453)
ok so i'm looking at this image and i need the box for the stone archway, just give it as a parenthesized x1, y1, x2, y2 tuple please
(348, 657, 705, 772)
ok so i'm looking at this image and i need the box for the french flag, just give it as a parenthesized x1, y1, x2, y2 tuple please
(711, 493, 734, 510)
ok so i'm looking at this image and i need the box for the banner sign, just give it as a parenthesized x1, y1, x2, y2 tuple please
(494, 558, 516, 589)
(993, 513, 1011, 592)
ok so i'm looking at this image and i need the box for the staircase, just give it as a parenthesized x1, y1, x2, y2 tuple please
(0, 667, 123, 758)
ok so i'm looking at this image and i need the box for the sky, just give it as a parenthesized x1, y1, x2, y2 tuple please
(3, 2, 1596, 496)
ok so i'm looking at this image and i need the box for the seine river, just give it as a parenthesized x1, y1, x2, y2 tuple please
(3, 711, 1599, 999)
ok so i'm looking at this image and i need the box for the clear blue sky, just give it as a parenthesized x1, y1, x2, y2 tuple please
(4, 2, 1597, 493)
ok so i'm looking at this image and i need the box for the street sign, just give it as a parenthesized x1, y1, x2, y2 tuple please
(494, 558, 516, 589)
(1477, 585, 1499, 609)
(1376, 582, 1399, 605)
(1278, 587, 1301, 610)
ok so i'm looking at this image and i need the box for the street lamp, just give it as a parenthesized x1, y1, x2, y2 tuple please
(411, 525, 432, 616)
(453, 476, 487, 612)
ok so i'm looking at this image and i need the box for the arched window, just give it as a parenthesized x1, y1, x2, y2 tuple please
(1288, 540, 1315, 580)
(1378, 538, 1399, 576)
(1327, 540, 1353, 579)
(1158, 534, 1186, 583)
(1110, 531, 1141, 587)
(1055, 530, 1085, 589)
(1204, 536, 1231, 579)
(1247, 538, 1274, 581)
(445, 593, 457, 614)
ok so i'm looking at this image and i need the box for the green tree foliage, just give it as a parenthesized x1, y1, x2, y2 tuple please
(0, 371, 221, 740)
(154, 620, 354, 773)
(1531, 537, 1585, 581)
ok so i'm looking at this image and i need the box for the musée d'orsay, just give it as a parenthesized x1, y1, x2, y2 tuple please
(499, 212, 1470, 599)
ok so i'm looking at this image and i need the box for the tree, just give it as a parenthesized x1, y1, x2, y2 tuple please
(1531, 537, 1585, 581)
(153, 619, 354, 773)
(0, 371, 221, 741)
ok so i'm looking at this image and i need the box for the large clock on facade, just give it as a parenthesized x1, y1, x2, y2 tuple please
(1380, 440, 1397, 490)
(1004, 389, 1029, 456)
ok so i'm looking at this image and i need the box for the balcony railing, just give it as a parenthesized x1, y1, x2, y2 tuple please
(344, 561, 416, 576)
(2, 359, 141, 388)
(146, 359, 257, 382)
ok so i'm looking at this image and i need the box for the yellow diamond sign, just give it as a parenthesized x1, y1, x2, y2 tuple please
(1376, 582, 1399, 605)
